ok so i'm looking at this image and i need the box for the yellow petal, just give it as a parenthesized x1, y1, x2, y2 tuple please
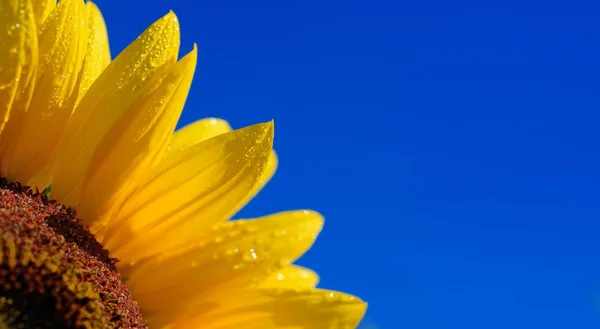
(101, 122, 274, 260)
(31, 0, 54, 28)
(165, 118, 279, 213)
(49, 11, 181, 207)
(241, 149, 278, 206)
(3, 0, 87, 187)
(168, 117, 233, 152)
(261, 265, 319, 289)
(174, 289, 367, 329)
(124, 210, 323, 317)
(76, 1, 111, 102)
(0, 0, 38, 173)
(77, 45, 197, 224)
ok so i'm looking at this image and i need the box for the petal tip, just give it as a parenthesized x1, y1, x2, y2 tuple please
(297, 209, 324, 226)
(166, 10, 178, 20)
(158, 10, 180, 34)
(86, 1, 99, 9)
(291, 210, 324, 237)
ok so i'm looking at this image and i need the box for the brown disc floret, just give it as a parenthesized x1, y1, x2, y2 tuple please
(0, 179, 147, 328)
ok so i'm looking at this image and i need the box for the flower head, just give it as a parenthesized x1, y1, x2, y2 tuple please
(0, 0, 366, 327)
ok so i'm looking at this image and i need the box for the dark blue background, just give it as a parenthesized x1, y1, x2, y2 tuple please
(96, 0, 600, 328)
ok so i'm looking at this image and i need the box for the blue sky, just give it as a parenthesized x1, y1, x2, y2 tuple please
(97, 0, 600, 328)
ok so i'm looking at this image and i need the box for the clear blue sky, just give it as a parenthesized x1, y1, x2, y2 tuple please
(97, 0, 600, 328)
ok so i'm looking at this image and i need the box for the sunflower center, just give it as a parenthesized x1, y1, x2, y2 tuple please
(0, 179, 147, 328)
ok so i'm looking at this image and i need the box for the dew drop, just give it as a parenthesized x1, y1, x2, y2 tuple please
(243, 248, 258, 262)
(225, 247, 239, 256)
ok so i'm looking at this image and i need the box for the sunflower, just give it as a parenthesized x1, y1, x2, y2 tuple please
(0, 0, 366, 328)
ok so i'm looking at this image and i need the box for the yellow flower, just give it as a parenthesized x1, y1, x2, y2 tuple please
(0, 0, 367, 328)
